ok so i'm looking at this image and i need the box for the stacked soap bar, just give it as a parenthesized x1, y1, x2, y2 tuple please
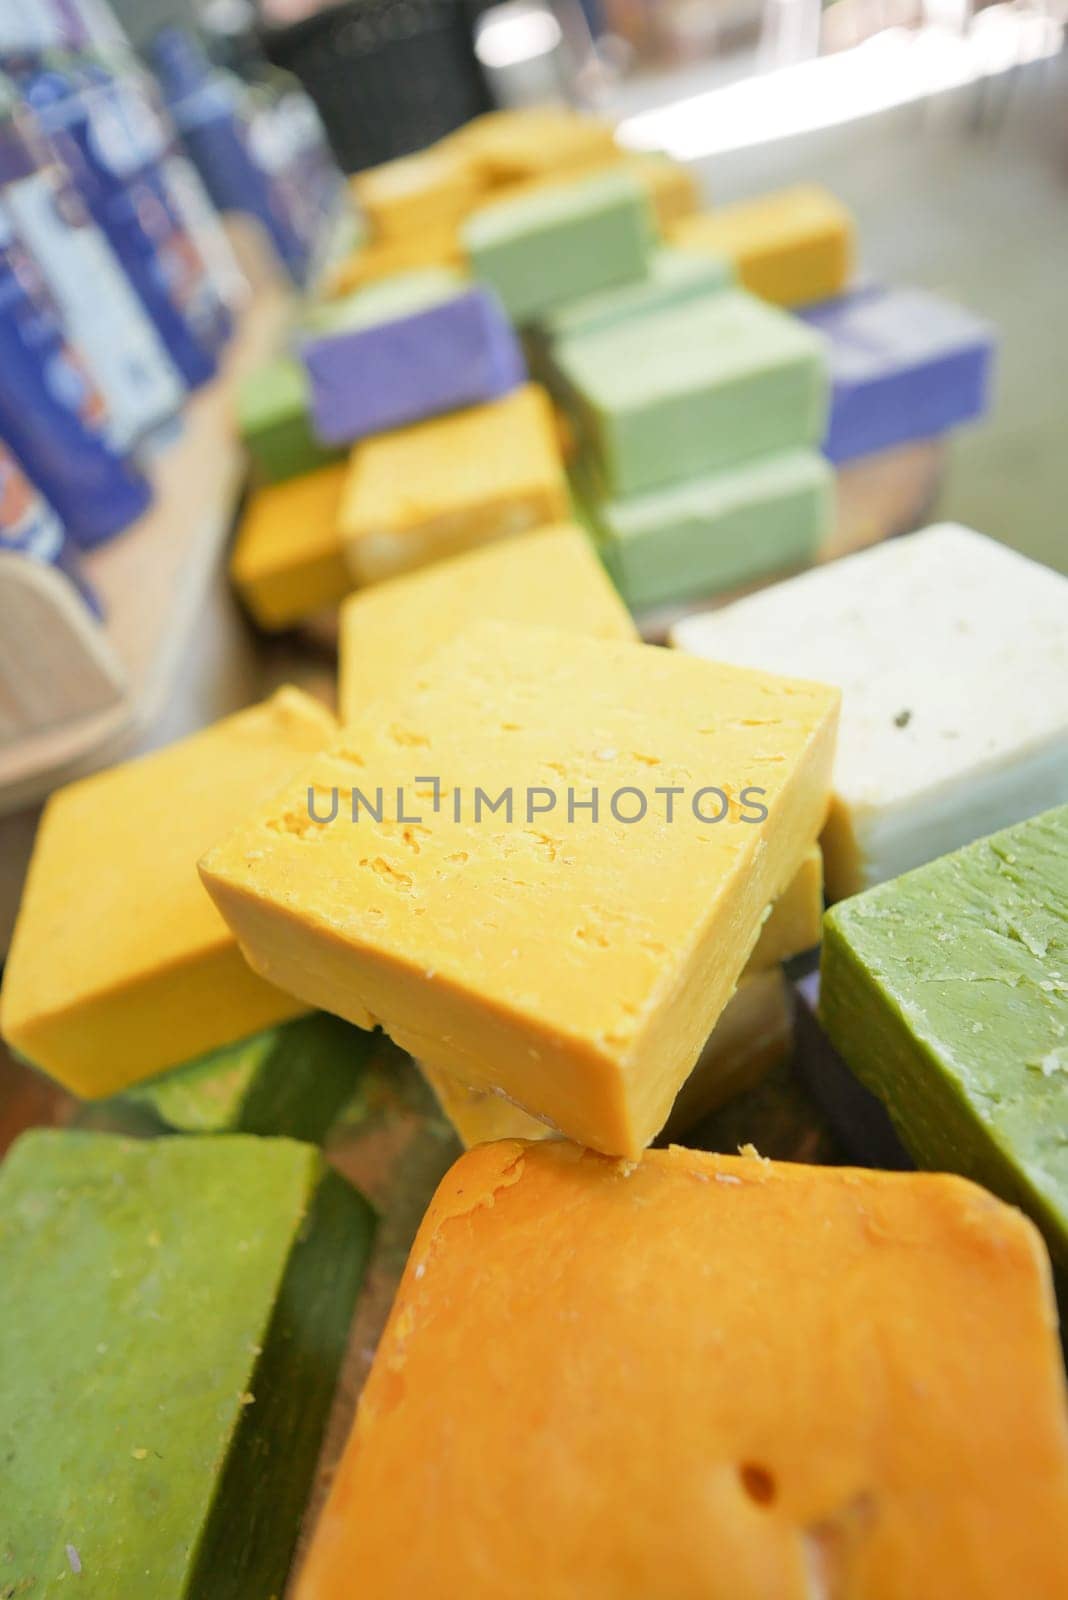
(593, 449, 832, 610)
(422, 845, 823, 1148)
(546, 288, 830, 609)
(554, 290, 827, 495)
(230, 461, 350, 630)
(0, 689, 335, 1096)
(672, 523, 1068, 899)
(462, 169, 654, 324)
(237, 355, 342, 485)
(303, 281, 525, 447)
(799, 284, 995, 463)
(337, 522, 636, 720)
(201, 623, 839, 1156)
(328, 108, 696, 294)
(821, 805, 1068, 1269)
(293, 1141, 1068, 1598)
(671, 184, 854, 308)
(534, 246, 732, 347)
(338, 383, 569, 585)
(119, 1012, 373, 1142)
(1, 1130, 375, 1600)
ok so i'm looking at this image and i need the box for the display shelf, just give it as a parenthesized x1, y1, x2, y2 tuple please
(0, 219, 292, 821)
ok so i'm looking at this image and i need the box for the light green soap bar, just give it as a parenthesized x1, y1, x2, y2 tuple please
(297, 266, 466, 338)
(0, 1130, 376, 1599)
(236, 354, 342, 484)
(463, 169, 654, 323)
(821, 805, 1068, 1269)
(540, 247, 732, 344)
(586, 447, 831, 609)
(555, 288, 828, 496)
(120, 1012, 373, 1142)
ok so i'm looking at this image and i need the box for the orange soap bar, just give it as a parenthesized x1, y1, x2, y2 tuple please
(296, 1141, 1068, 1600)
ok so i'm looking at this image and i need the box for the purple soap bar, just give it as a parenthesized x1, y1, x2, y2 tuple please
(302, 286, 526, 447)
(799, 285, 994, 464)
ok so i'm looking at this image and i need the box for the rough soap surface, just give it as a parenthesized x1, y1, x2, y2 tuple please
(821, 804, 1068, 1266)
(0, 1131, 375, 1599)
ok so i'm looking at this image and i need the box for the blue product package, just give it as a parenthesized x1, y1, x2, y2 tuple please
(12, 51, 231, 388)
(0, 436, 101, 614)
(302, 286, 527, 447)
(0, 157, 150, 546)
(0, 75, 184, 450)
(150, 28, 316, 284)
(799, 284, 994, 465)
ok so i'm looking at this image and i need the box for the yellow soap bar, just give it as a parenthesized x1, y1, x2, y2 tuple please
(323, 228, 467, 298)
(672, 185, 853, 308)
(230, 463, 352, 631)
(749, 840, 822, 968)
(421, 848, 819, 1148)
(294, 1141, 1068, 1600)
(0, 689, 335, 1097)
(350, 147, 484, 241)
(623, 150, 702, 231)
(337, 523, 635, 721)
(444, 107, 619, 186)
(423, 966, 793, 1147)
(200, 624, 839, 1155)
(339, 384, 570, 586)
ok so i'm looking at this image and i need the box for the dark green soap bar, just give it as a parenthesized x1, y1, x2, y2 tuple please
(0, 1130, 375, 1599)
(119, 1013, 373, 1142)
(821, 804, 1068, 1267)
(236, 354, 342, 484)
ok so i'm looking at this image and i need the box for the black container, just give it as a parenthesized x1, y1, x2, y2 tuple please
(260, 0, 494, 174)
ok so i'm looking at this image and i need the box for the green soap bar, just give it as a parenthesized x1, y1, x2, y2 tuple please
(120, 1013, 374, 1141)
(584, 447, 831, 609)
(539, 247, 732, 344)
(820, 805, 1068, 1268)
(463, 169, 654, 323)
(236, 355, 342, 484)
(298, 266, 466, 337)
(0, 1130, 375, 1599)
(554, 288, 828, 496)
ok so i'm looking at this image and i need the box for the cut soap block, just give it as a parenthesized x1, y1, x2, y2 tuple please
(339, 384, 569, 586)
(421, 845, 821, 1149)
(237, 355, 342, 485)
(119, 1012, 374, 1141)
(821, 804, 1068, 1269)
(799, 284, 994, 463)
(0, 688, 335, 1096)
(553, 289, 827, 496)
(302, 283, 525, 447)
(337, 522, 635, 720)
(536, 246, 732, 345)
(293, 1140, 1068, 1600)
(587, 448, 831, 609)
(422, 967, 793, 1147)
(445, 107, 620, 187)
(462, 169, 654, 323)
(351, 148, 483, 239)
(230, 462, 351, 630)
(200, 622, 839, 1156)
(671, 184, 854, 308)
(671, 523, 1068, 900)
(0, 1130, 375, 1600)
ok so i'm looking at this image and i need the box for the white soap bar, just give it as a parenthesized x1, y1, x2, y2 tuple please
(671, 523, 1068, 899)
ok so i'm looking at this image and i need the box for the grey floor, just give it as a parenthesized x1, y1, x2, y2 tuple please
(622, 47, 1068, 573)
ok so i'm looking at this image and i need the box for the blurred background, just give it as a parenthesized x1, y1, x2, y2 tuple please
(108, 0, 1066, 570)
